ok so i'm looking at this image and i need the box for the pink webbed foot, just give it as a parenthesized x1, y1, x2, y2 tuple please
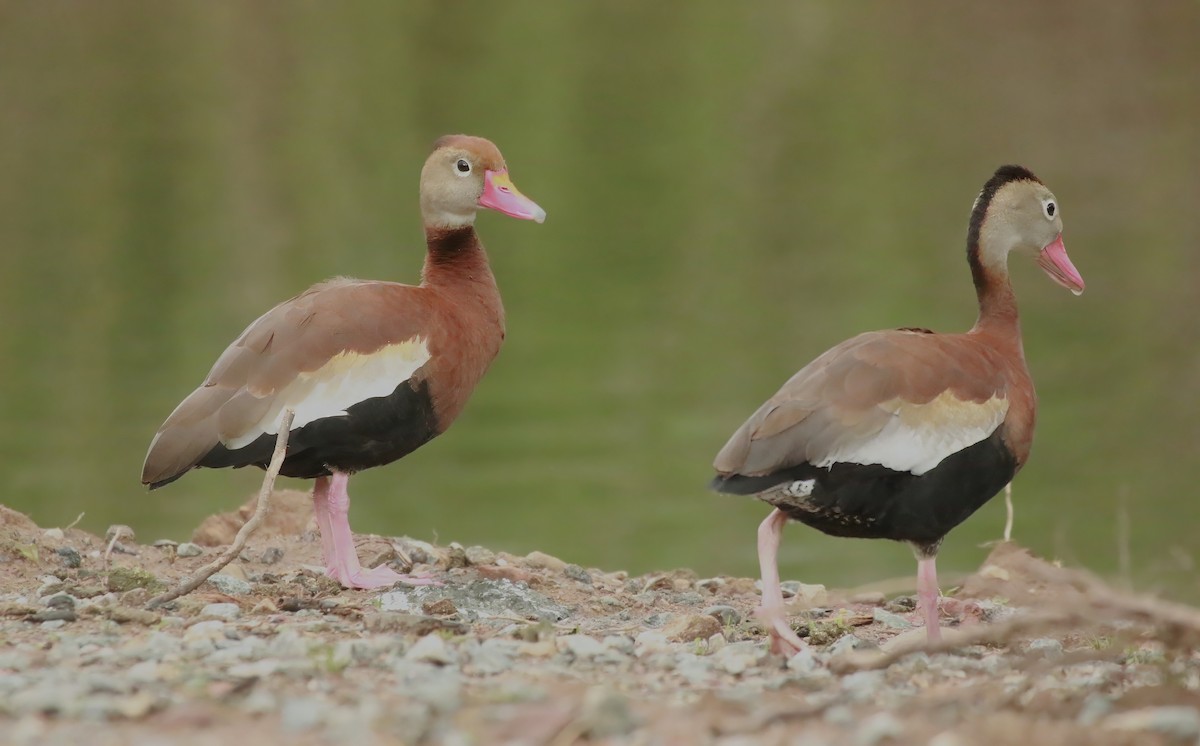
(756, 605, 806, 656)
(327, 564, 443, 590)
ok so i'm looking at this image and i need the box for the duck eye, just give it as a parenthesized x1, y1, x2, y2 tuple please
(1043, 200, 1056, 219)
(455, 159, 471, 175)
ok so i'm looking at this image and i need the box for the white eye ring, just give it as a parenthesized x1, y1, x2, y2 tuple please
(454, 158, 472, 177)
(1042, 199, 1057, 220)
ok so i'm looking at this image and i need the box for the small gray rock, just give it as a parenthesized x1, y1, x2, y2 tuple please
(643, 612, 671, 628)
(714, 641, 766, 675)
(201, 603, 241, 620)
(872, 607, 913, 629)
(55, 547, 82, 569)
(1076, 693, 1113, 725)
(406, 633, 453, 665)
(854, 712, 903, 746)
(207, 574, 252, 595)
(1104, 706, 1200, 740)
(464, 545, 495, 566)
(674, 591, 703, 606)
(559, 634, 606, 659)
(44, 594, 76, 610)
(704, 605, 742, 626)
(30, 608, 77, 623)
(787, 647, 822, 674)
(828, 633, 866, 657)
(564, 564, 593, 585)
(470, 638, 515, 675)
(1026, 638, 1064, 658)
(841, 670, 886, 703)
(578, 686, 638, 738)
(825, 704, 856, 727)
(176, 543, 203, 558)
(280, 697, 328, 731)
(603, 635, 634, 655)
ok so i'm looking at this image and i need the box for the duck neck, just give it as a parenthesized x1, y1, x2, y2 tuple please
(422, 226, 496, 289)
(968, 245, 1023, 353)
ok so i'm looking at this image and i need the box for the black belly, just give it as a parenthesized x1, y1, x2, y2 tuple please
(711, 429, 1018, 548)
(197, 378, 441, 479)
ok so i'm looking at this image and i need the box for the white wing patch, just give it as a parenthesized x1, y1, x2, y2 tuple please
(816, 391, 1008, 475)
(224, 337, 432, 449)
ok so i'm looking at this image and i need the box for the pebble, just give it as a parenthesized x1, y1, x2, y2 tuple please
(464, 545, 496, 566)
(787, 648, 822, 674)
(828, 633, 866, 657)
(854, 711, 903, 746)
(525, 550, 567, 572)
(175, 542, 203, 558)
(281, 696, 329, 731)
(714, 641, 766, 675)
(201, 602, 241, 620)
(704, 605, 742, 626)
(406, 633, 454, 665)
(558, 634, 607, 659)
(663, 613, 723, 643)
(1104, 706, 1200, 740)
(634, 631, 670, 657)
(578, 686, 637, 738)
(841, 670, 886, 703)
(1026, 637, 1064, 658)
(30, 608, 76, 623)
(55, 547, 82, 568)
(564, 563, 593, 585)
(470, 639, 516, 675)
(44, 593, 76, 610)
(1076, 692, 1113, 725)
(776, 580, 828, 604)
(207, 574, 252, 595)
(871, 607, 912, 629)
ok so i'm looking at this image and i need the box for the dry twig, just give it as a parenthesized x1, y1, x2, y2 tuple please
(146, 410, 294, 610)
(832, 548, 1200, 673)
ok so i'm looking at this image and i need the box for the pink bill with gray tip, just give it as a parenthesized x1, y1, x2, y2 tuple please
(1036, 234, 1085, 295)
(479, 170, 546, 223)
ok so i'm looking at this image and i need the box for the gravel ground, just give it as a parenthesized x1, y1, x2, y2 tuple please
(1, 499, 1198, 746)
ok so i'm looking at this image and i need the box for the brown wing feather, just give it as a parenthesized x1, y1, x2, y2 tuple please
(714, 330, 1012, 477)
(141, 278, 436, 486)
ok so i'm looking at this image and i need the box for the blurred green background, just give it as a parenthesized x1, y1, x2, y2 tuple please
(1, 2, 1197, 599)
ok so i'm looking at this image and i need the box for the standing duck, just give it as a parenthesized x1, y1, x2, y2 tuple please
(711, 166, 1084, 653)
(141, 135, 545, 589)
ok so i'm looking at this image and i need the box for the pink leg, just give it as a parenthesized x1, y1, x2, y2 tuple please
(754, 509, 806, 655)
(916, 554, 942, 643)
(311, 477, 337, 568)
(320, 471, 440, 589)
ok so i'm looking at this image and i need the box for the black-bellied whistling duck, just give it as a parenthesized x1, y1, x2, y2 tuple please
(711, 166, 1084, 654)
(141, 135, 545, 589)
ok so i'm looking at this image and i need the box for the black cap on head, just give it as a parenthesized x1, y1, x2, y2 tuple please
(967, 165, 1042, 250)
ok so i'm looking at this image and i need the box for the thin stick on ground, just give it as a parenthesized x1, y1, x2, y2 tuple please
(146, 409, 294, 610)
(1002, 482, 1014, 543)
(833, 550, 1200, 673)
